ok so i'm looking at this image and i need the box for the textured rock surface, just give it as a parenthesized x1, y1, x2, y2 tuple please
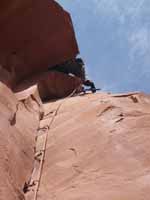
(34, 92, 150, 200)
(0, 0, 79, 82)
(1, 81, 150, 200)
(0, 82, 42, 200)
(1, 1, 150, 200)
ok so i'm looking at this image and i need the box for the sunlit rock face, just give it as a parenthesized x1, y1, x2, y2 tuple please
(0, 82, 42, 200)
(0, 0, 79, 83)
(36, 92, 150, 200)
(2, 85, 150, 200)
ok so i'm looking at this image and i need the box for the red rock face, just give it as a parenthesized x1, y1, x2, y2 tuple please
(0, 0, 79, 82)
(15, 71, 82, 100)
(29, 92, 150, 200)
(1, 2, 150, 200)
(2, 81, 150, 200)
(0, 82, 43, 200)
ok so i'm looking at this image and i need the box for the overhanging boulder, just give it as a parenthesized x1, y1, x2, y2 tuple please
(0, 0, 79, 83)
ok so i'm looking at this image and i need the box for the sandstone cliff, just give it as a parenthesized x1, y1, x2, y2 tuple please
(0, 1, 150, 200)
(0, 0, 78, 85)
(1, 84, 150, 200)
(0, 82, 42, 200)
(26, 92, 150, 200)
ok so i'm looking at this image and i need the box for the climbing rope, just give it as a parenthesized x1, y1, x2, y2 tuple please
(33, 88, 77, 200)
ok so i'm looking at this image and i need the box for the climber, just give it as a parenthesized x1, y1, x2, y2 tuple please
(48, 58, 96, 93)
(83, 80, 97, 93)
(75, 58, 96, 93)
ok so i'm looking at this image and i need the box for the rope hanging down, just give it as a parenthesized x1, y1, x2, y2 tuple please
(33, 88, 77, 200)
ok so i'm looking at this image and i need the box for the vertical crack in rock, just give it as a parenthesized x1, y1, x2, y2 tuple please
(9, 102, 20, 126)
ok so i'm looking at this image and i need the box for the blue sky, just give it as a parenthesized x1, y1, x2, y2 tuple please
(57, 0, 150, 93)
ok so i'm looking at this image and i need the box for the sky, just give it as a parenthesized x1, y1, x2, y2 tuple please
(57, 0, 150, 93)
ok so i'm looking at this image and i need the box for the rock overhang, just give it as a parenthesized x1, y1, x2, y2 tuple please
(0, 0, 79, 82)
